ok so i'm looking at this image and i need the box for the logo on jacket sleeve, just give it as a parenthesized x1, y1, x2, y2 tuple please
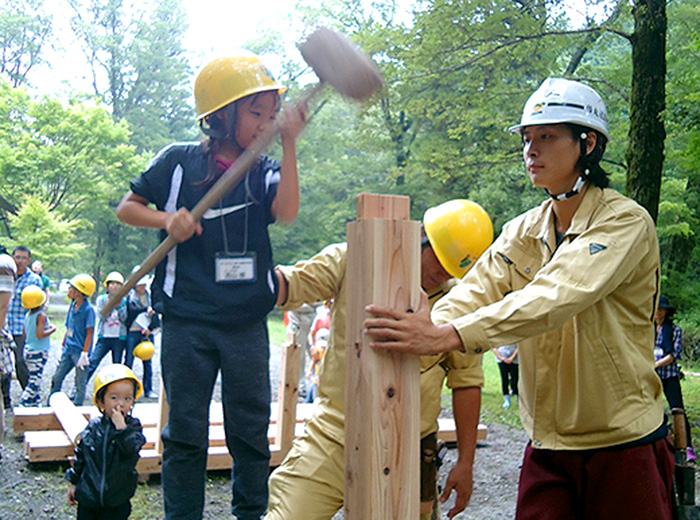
(589, 243, 607, 255)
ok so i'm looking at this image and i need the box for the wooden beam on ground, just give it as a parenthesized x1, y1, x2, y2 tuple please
(437, 419, 488, 444)
(14, 401, 315, 436)
(20, 404, 469, 473)
(345, 193, 421, 520)
(49, 392, 89, 445)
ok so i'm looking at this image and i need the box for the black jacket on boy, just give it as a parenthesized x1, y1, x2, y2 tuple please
(66, 415, 146, 508)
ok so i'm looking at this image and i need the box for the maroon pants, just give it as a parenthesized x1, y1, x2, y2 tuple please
(516, 437, 675, 520)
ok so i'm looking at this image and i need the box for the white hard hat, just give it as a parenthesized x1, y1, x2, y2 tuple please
(508, 78, 609, 140)
(131, 265, 148, 286)
(315, 328, 330, 342)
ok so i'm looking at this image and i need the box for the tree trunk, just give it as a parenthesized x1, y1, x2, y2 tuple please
(626, 0, 667, 222)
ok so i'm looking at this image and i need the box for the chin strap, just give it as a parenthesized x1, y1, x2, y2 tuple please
(545, 173, 588, 201)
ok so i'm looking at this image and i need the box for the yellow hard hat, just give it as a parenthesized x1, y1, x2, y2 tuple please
(103, 271, 124, 287)
(424, 199, 493, 279)
(194, 53, 287, 121)
(21, 285, 46, 310)
(69, 274, 96, 297)
(133, 340, 155, 361)
(93, 363, 143, 407)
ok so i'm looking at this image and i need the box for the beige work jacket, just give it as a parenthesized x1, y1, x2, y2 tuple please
(278, 243, 483, 443)
(433, 187, 664, 450)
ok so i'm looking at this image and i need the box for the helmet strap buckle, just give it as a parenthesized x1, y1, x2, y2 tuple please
(546, 175, 587, 201)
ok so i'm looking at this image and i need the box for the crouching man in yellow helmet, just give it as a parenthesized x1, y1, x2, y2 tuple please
(265, 199, 493, 520)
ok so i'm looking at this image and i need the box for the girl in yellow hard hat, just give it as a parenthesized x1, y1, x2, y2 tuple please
(115, 52, 308, 519)
(18, 285, 56, 407)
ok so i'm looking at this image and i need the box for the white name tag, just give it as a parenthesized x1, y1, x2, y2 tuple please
(215, 253, 256, 283)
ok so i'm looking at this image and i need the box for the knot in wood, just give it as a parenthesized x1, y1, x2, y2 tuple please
(387, 387, 395, 399)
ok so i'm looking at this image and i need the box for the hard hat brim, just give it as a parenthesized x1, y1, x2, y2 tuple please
(507, 119, 610, 140)
(195, 84, 288, 121)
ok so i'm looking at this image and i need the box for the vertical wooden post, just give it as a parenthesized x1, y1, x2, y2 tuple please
(344, 193, 421, 519)
(155, 381, 168, 455)
(274, 335, 302, 455)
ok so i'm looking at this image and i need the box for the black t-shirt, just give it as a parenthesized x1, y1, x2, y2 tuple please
(130, 142, 280, 325)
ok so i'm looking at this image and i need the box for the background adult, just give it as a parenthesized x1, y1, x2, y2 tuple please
(266, 199, 493, 520)
(0, 244, 17, 447)
(285, 303, 316, 396)
(31, 260, 51, 305)
(493, 344, 518, 409)
(654, 295, 696, 462)
(7, 246, 41, 392)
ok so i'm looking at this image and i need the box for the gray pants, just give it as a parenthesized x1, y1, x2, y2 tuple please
(161, 317, 271, 520)
(49, 348, 89, 406)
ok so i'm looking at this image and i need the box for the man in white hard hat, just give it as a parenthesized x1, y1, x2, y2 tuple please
(366, 78, 674, 520)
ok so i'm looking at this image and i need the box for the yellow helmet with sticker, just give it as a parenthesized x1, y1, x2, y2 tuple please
(423, 199, 493, 279)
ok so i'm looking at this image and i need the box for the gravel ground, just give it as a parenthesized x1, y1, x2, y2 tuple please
(2, 298, 692, 519)
(0, 308, 527, 520)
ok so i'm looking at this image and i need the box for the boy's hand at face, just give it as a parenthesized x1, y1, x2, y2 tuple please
(110, 406, 127, 430)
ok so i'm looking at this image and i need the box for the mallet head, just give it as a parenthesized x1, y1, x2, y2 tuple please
(298, 27, 384, 102)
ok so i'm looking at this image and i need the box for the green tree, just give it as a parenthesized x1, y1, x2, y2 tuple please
(0, 80, 152, 278)
(653, 0, 700, 323)
(68, 0, 194, 152)
(0, 0, 52, 87)
(7, 195, 84, 272)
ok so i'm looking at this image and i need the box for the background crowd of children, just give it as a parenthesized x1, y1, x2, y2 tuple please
(1, 254, 160, 411)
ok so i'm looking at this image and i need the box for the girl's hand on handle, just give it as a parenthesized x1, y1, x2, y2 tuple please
(166, 208, 203, 243)
(279, 101, 309, 143)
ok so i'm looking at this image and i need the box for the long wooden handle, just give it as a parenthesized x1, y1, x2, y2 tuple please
(101, 83, 325, 317)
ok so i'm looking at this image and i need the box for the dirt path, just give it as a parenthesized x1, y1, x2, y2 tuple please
(1, 298, 694, 519)
(0, 302, 527, 520)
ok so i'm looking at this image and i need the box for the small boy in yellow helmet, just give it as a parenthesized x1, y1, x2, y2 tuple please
(66, 363, 146, 519)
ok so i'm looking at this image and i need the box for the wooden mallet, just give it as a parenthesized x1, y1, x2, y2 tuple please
(102, 27, 383, 317)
